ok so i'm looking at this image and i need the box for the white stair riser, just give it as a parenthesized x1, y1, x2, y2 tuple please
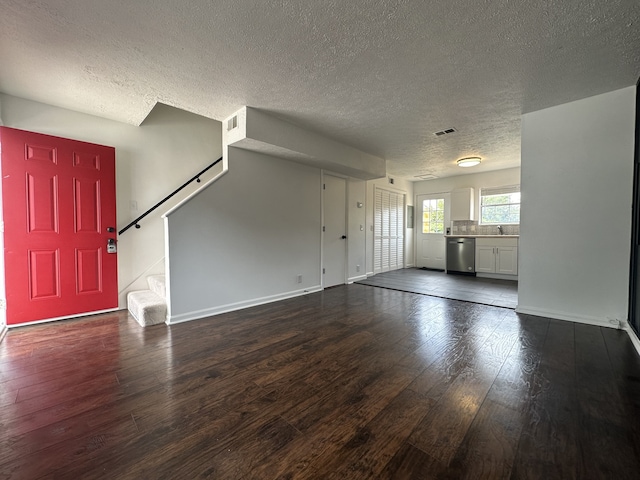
(147, 275, 166, 298)
(127, 289, 166, 327)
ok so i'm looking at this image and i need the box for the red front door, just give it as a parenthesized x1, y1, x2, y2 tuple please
(1, 127, 118, 325)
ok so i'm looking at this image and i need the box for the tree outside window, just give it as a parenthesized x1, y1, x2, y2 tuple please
(422, 198, 444, 233)
(480, 186, 520, 225)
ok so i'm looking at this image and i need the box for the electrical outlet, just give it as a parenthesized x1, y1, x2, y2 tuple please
(0, 299, 6, 309)
(130, 200, 138, 212)
(356, 265, 360, 272)
(296, 274, 302, 284)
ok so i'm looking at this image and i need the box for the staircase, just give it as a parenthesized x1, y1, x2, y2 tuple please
(127, 275, 167, 327)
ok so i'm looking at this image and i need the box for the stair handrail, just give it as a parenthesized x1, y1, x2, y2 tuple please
(119, 157, 223, 235)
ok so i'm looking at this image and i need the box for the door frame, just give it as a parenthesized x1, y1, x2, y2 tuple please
(628, 77, 640, 337)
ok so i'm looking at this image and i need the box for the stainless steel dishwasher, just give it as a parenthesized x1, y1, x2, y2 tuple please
(446, 237, 476, 275)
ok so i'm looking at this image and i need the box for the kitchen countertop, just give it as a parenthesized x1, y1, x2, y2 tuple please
(444, 235, 520, 238)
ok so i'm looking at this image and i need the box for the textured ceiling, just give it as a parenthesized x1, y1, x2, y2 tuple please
(1, 0, 639, 179)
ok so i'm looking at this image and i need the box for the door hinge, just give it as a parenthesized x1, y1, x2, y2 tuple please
(322, 226, 326, 232)
(323, 268, 325, 274)
(323, 184, 326, 190)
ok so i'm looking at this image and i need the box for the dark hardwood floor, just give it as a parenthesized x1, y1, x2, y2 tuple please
(1, 284, 640, 479)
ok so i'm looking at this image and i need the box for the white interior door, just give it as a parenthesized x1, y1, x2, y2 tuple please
(323, 175, 347, 287)
(416, 193, 450, 270)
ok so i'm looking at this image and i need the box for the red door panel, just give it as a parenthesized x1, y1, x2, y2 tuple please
(29, 249, 60, 299)
(1, 127, 118, 325)
(76, 248, 102, 294)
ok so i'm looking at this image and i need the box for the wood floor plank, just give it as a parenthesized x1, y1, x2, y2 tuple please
(1, 283, 640, 479)
(315, 389, 433, 479)
(0, 379, 160, 466)
(448, 398, 524, 479)
(510, 319, 579, 479)
(574, 324, 640, 478)
(406, 310, 517, 464)
(0, 413, 140, 479)
(378, 442, 448, 480)
(0, 389, 17, 408)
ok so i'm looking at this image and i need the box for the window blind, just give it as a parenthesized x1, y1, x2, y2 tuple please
(481, 185, 520, 202)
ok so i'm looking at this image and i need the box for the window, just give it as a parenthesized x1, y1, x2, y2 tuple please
(480, 185, 520, 225)
(422, 198, 444, 233)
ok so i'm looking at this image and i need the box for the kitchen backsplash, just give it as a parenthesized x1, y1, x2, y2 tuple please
(450, 220, 519, 235)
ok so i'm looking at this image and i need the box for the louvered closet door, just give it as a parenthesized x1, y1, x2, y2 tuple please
(381, 190, 390, 272)
(389, 193, 398, 271)
(374, 189, 383, 273)
(373, 187, 405, 274)
(396, 197, 405, 269)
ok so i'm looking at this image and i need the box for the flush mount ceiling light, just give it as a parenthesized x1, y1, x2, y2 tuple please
(457, 157, 481, 168)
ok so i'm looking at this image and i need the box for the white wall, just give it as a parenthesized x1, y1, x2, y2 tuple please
(413, 167, 521, 221)
(518, 86, 636, 327)
(365, 176, 414, 275)
(347, 178, 367, 281)
(165, 148, 323, 322)
(241, 107, 386, 180)
(0, 94, 222, 309)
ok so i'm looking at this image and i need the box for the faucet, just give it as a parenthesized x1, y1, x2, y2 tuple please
(497, 225, 503, 235)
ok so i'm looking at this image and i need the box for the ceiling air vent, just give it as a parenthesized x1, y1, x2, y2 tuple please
(434, 127, 456, 137)
(415, 173, 438, 180)
(227, 115, 238, 131)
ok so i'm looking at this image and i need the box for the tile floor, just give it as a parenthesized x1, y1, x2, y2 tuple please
(356, 268, 518, 309)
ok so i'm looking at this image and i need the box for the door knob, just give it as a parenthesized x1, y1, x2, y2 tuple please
(341, 235, 347, 239)
(106, 227, 115, 232)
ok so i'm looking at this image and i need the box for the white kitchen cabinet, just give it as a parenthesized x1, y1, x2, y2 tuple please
(475, 245, 497, 273)
(475, 238, 518, 276)
(451, 188, 475, 221)
(496, 246, 518, 275)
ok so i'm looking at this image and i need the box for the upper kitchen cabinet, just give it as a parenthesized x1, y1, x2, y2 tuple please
(451, 187, 475, 221)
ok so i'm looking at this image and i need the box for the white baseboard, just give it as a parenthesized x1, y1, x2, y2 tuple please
(476, 272, 518, 281)
(347, 274, 367, 284)
(622, 321, 640, 356)
(515, 305, 620, 329)
(167, 286, 323, 325)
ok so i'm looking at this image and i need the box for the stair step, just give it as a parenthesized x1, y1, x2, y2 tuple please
(147, 274, 166, 298)
(127, 290, 167, 327)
